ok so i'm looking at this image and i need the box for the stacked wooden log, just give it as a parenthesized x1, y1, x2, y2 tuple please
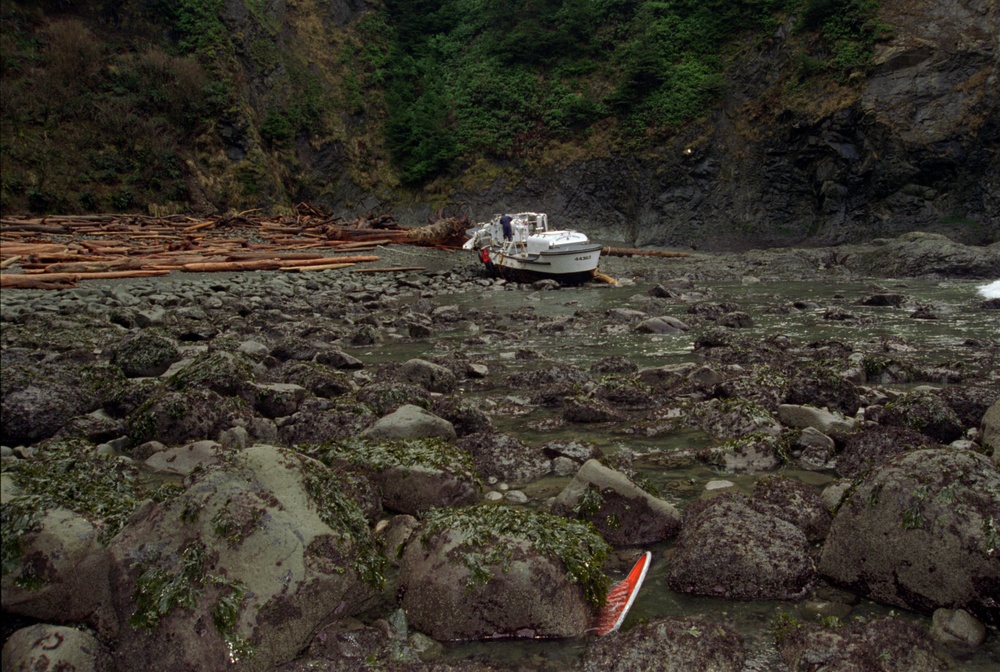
(0, 205, 469, 289)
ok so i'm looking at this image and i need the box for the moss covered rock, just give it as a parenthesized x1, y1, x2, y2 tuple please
(869, 390, 965, 443)
(104, 445, 383, 672)
(125, 387, 238, 447)
(398, 505, 609, 641)
(819, 448, 1000, 621)
(309, 438, 480, 515)
(108, 332, 180, 378)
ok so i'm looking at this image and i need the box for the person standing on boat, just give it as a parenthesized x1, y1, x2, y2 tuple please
(500, 214, 513, 241)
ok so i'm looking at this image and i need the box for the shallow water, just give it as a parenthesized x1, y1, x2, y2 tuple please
(351, 274, 999, 670)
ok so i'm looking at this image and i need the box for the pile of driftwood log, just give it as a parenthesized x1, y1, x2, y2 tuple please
(1, 204, 688, 290)
(0, 205, 473, 290)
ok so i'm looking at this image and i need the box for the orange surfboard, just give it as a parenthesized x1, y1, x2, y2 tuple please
(591, 551, 651, 636)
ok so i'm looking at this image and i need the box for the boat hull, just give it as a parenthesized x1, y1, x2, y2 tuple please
(484, 243, 601, 284)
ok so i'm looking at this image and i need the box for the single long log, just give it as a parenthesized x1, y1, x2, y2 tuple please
(281, 263, 356, 272)
(274, 255, 378, 268)
(225, 252, 326, 262)
(182, 221, 215, 233)
(352, 266, 427, 273)
(22, 254, 122, 263)
(602, 247, 691, 258)
(337, 239, 392, 249)
(0, 275, 78, 289)
(1, 243, 71, 255)
(1, 269, 170, 288)
(0, 223, 70, 234)
(26, 258, 144, 274)
(0, 255, 22, 269)
(181, 259, 283, 272)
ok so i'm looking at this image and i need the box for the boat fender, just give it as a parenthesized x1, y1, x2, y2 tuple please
(480, 247, 490, 264)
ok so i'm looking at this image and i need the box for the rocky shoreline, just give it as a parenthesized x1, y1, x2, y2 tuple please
(2, 232, 999, 671)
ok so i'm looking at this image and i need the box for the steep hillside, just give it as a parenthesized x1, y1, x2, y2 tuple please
(1, 0, 996, 249)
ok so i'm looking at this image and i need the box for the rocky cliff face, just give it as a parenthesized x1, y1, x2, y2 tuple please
(428, 0, 998, 250)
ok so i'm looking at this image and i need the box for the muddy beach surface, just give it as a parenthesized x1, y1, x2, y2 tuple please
(2, 233, 999, 671)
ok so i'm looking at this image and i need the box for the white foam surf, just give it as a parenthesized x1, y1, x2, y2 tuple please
(976, 279, 1000, 299)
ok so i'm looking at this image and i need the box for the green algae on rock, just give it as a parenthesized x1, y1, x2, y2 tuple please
(420, 505, 610, 609)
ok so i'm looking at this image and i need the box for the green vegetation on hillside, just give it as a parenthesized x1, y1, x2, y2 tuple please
(0, 3, 229, 214)
(380, 0, 886, 184)
(0, 0, 886, 213)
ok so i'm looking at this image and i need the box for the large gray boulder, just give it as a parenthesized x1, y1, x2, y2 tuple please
(667, 494, 814, 600)
(102, 444, 382, 672)
(399, 358, 458, 393)
(2, 624, 106, 672)
(551, 459, 681, 546)
(777, 404, 856, 435)
(361, 403, 456, 441)
(819, 449, 1000, 620)
(1, 508, 110, 624)
(397, 506, 608, 641)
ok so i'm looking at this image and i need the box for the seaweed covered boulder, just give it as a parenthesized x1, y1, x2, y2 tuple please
(691, 398, 782, 440)
(581, 616, 746, 672)
(1, 440, 142, 625)
(125, 387, 242, 447)
(836, 425, 939, 479)
(819, 449, 1000, 622)
(784, 360, 863, 416)
(108, 331, 180, 378)
(550, 459, 681, 546)
(775, 616, 951, 672)
(103, 444, 385, 672)
(866, 390, 965, 443)
(456, 431, 551, 484)
(276, 399, 372, 446)
(667, 493, 815, 600)
(712, 433, 784, 473)
(168, 350, 260, 398)
(307, 438, 481, 515)
(1, 352, 120, 446)
(397, 506, 609, 641)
